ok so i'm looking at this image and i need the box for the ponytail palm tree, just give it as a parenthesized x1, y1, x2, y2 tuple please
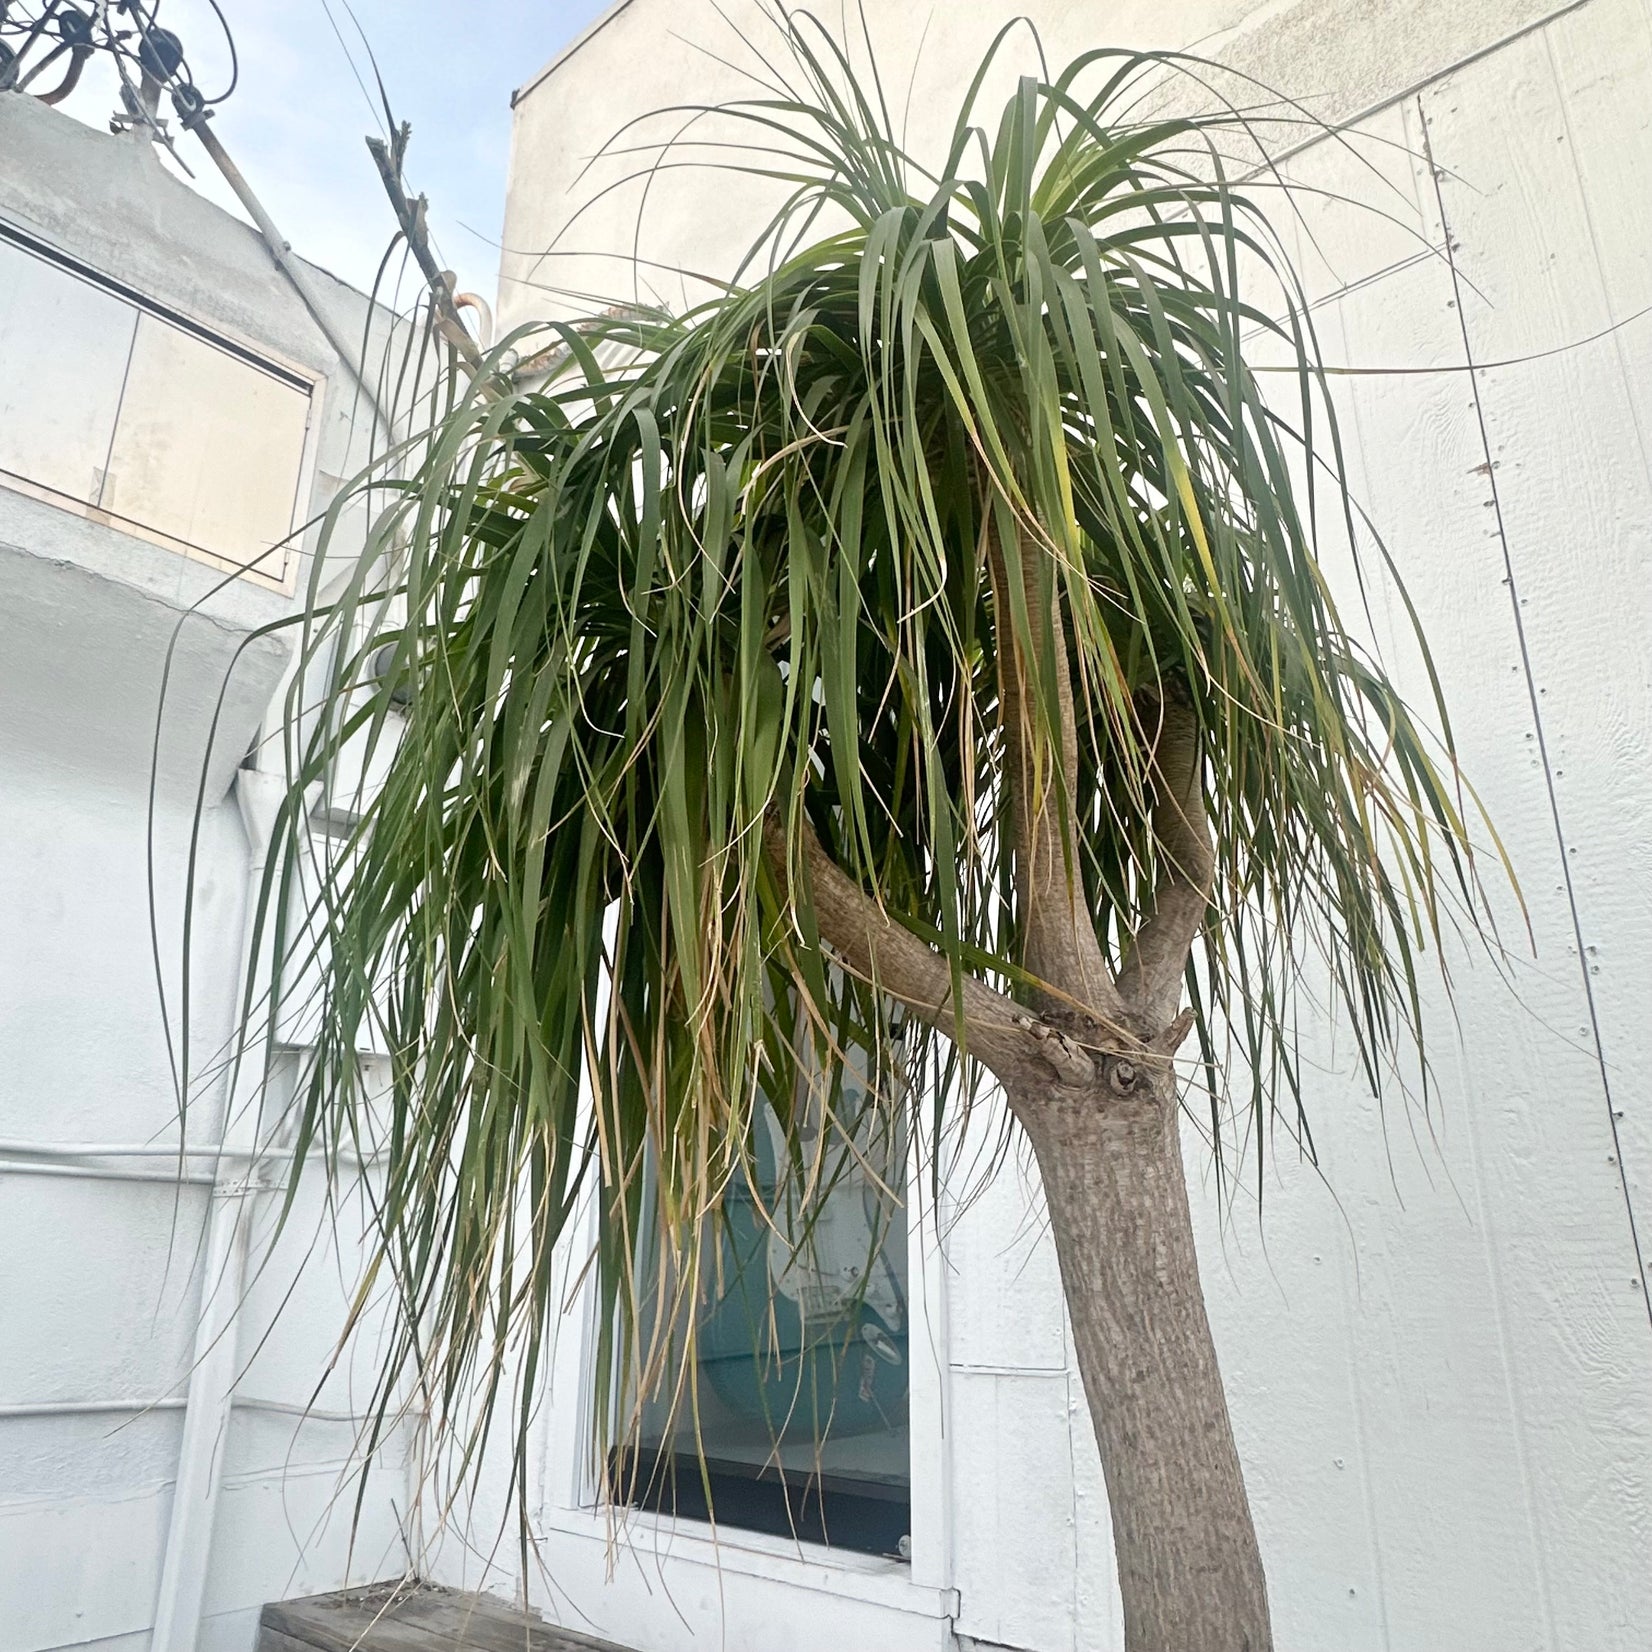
(248, 24, 1492, 1652)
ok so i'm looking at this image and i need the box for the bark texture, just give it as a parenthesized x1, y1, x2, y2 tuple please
(1016, 1078, 1272, 1652)
(773, 506, 1273, 1651)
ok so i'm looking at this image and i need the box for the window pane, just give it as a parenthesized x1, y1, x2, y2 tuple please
(0, 239, 136, 505)
(100, 314, 310, 579)
(622, 1043, 911, 1555)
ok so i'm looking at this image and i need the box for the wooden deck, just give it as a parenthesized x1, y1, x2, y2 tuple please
(260, 1581, 633, 1652)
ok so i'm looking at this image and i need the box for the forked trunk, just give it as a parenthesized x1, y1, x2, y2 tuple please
(1015, 1084, 1272, 1652)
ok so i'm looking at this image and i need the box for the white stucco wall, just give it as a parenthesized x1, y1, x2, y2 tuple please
(0, 95, 412, 1652)
(478, 3, 1652, 1650)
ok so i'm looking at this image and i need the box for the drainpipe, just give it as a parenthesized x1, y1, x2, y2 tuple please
(150, 767, 289, 1652)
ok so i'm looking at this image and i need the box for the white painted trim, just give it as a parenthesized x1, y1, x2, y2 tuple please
(530, 1503, 956, 1618)
(905, 1122, 954, 1597)
(535, 1143, 605, 1517)
(151, 770, 292, 1652)
(529, 1081, 955, 1628)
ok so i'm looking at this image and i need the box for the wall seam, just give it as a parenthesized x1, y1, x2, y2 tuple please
(1422, 71, 1652, 1334)
(1419, 67, 1635, 1649)
(1329, 294, 1396, 1652)
(1540, 0, 1652, 1282)
(95, 309, 141, 512)
(1253, 0, 1597, 172)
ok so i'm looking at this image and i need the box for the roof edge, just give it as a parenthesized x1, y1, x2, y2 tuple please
(512, 0, 640, 108)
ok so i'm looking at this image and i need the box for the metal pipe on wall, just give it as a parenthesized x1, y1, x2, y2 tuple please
(149, 767, 288, 1652)
(185, 117, 399, 447)
(0, 1138, 380, 1165)
(0, 1396, 364, 1423)
(0, 1398, 188, 1419)
(0, 1158, 216, 1187)
(0, 1140, 238, 1158)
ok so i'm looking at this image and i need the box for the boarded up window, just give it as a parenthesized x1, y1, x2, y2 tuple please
(0, 238, 136, 503)
(0, 225, 313, 589)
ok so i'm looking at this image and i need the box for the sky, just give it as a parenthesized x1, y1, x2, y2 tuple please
(49, 0, 615, 306)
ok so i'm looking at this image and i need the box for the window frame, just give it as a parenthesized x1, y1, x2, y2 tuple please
(0, 213, 322, 593)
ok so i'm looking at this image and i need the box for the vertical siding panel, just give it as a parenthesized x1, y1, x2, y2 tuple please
(942, 1118, 1069, 1373)
(942, 1107, 1081, 1649)
(1188, 1143, 1394, 1652)
(1304, 244, 1558, 1650)
(1069, 1359, 1125, 1652)
(1414, 17, 1652, 1643)
(948, 1369, 1078, 1649)
(1540, 0, 1652, 1280)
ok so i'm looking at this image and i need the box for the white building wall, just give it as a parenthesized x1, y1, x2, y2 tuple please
(482, 3, 1652, 1650)
(0, 95, 412, 1652)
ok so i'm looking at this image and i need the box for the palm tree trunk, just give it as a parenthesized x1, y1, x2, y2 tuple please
(1015, 1085, 1272, 1652)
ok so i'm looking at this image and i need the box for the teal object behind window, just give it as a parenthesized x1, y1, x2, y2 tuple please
(695, 1106, 909, 1444)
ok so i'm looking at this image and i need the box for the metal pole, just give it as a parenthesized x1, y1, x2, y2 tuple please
(186, 117, 399, 444)
(366, 126, 483, 372)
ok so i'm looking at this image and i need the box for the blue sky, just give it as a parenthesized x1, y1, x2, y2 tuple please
(54, 0, 615, 305)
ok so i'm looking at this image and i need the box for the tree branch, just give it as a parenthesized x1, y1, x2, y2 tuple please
(763, 816, 1096, 1091)
(987, 510, 1129, 1033)
(1115, 690, 1214, 1023)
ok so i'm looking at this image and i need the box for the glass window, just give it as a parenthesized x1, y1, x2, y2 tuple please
(617, 1037, 911, 1556)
